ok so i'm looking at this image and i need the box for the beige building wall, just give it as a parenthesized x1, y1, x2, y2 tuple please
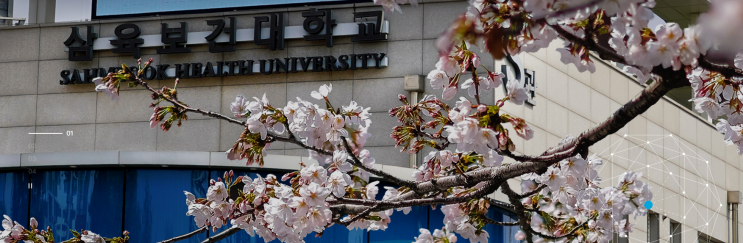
(496, 39, 743, 242)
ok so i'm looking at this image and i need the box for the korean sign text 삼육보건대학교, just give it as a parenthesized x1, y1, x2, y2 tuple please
(59, 9, 389, 85)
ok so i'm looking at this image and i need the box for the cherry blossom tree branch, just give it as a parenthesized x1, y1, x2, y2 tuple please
(518, 184, 546, 199)
(698, 56, 743, 80)
(482, 217, 520, 226)
(532, 0, 604, 20)
(340, 137, 418, 189)
(158, 227, 207, 243)
(200, 227, 241, 243)
(129, 72, 417, 188)
(339, 204, 379, 226)
(546, 22, 627, 64)
(501, 182, 535, 243)
(488, 198, 516, 211)
(500, 182, 572, 241)
(534, 67, 686, 161)
(329, 180, 498, 215)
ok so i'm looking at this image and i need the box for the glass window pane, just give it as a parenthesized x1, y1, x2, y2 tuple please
(648, 211, 659, 242)
(670, 220, 681, 243)
(0, 171, 29, 223)
(125, 169, 208, 243)
(30, 170, 124, 241)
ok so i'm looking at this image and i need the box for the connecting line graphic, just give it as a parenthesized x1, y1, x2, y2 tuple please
(589, 133, 726, 243)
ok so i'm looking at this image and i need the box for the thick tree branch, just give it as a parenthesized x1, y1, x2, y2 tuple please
(158, 227, 207, 243)
(698, 56, 743, 79)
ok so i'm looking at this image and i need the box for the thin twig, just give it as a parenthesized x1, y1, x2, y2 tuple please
(482, 216, 520, 226)
(158, 227, 207, 243)
(340, 136, 418, 189)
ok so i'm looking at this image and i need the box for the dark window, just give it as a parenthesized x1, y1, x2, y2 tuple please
(698, 232, 724, 243)
(30, 170, 124, 241)
(670, 220, 681, 243)
(124, 169, 208, 243)
(648, 211, 660, 242)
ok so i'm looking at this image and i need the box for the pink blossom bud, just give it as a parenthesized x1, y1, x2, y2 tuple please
(223, 171, 228, 179)
(30, 217, 38, 228)
(515, 230, 526, 241)
(448, 235, 458, 242)
(34, 229, 39, 234)
(471, 53, 480, 68)
(175, 78, 180, 85)
(137, 58, 142, 66)
(477, 105, 487, 113)
(229, 170, 234, 177)
(123, 230, 130, 236)
(398, 94, 407, 101)
(82, 230, 89, 235)
(148, 57, 154, 64)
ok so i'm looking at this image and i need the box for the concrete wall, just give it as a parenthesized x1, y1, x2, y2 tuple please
(495, 40, 743, 242)
(0, 1, 474, 168)
(0, 0, 740, 242)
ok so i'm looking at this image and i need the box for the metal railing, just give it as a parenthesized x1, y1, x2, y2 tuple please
(0, 16, 25, 26)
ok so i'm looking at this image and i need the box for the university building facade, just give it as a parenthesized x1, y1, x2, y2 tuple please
(0, 0, 738, 242)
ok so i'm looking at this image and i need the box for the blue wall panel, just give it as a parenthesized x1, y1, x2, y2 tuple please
(306, 224, 367, 243)
(429, 203, 521, 243)
(0, 171, 29, 224)
(30, 170, 124, 241)
(12, 168, 519, 243)
(369, 184, 428, 243)
(125, 169, 209, 243)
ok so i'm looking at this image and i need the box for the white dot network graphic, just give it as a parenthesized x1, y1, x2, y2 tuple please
(596, 133, 726, 243)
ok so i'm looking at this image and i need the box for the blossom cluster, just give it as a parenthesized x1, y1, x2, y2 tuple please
(184, 86, 397, 242)
(697, 62, 743, 154)
(225, 84, 372, 167)
(519, 150, 652, 242)
(184, 163, 397, 242)
(1, 215, 129, 243)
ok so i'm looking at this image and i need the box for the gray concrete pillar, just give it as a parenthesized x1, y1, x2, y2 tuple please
(28, 0, 54, 24)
